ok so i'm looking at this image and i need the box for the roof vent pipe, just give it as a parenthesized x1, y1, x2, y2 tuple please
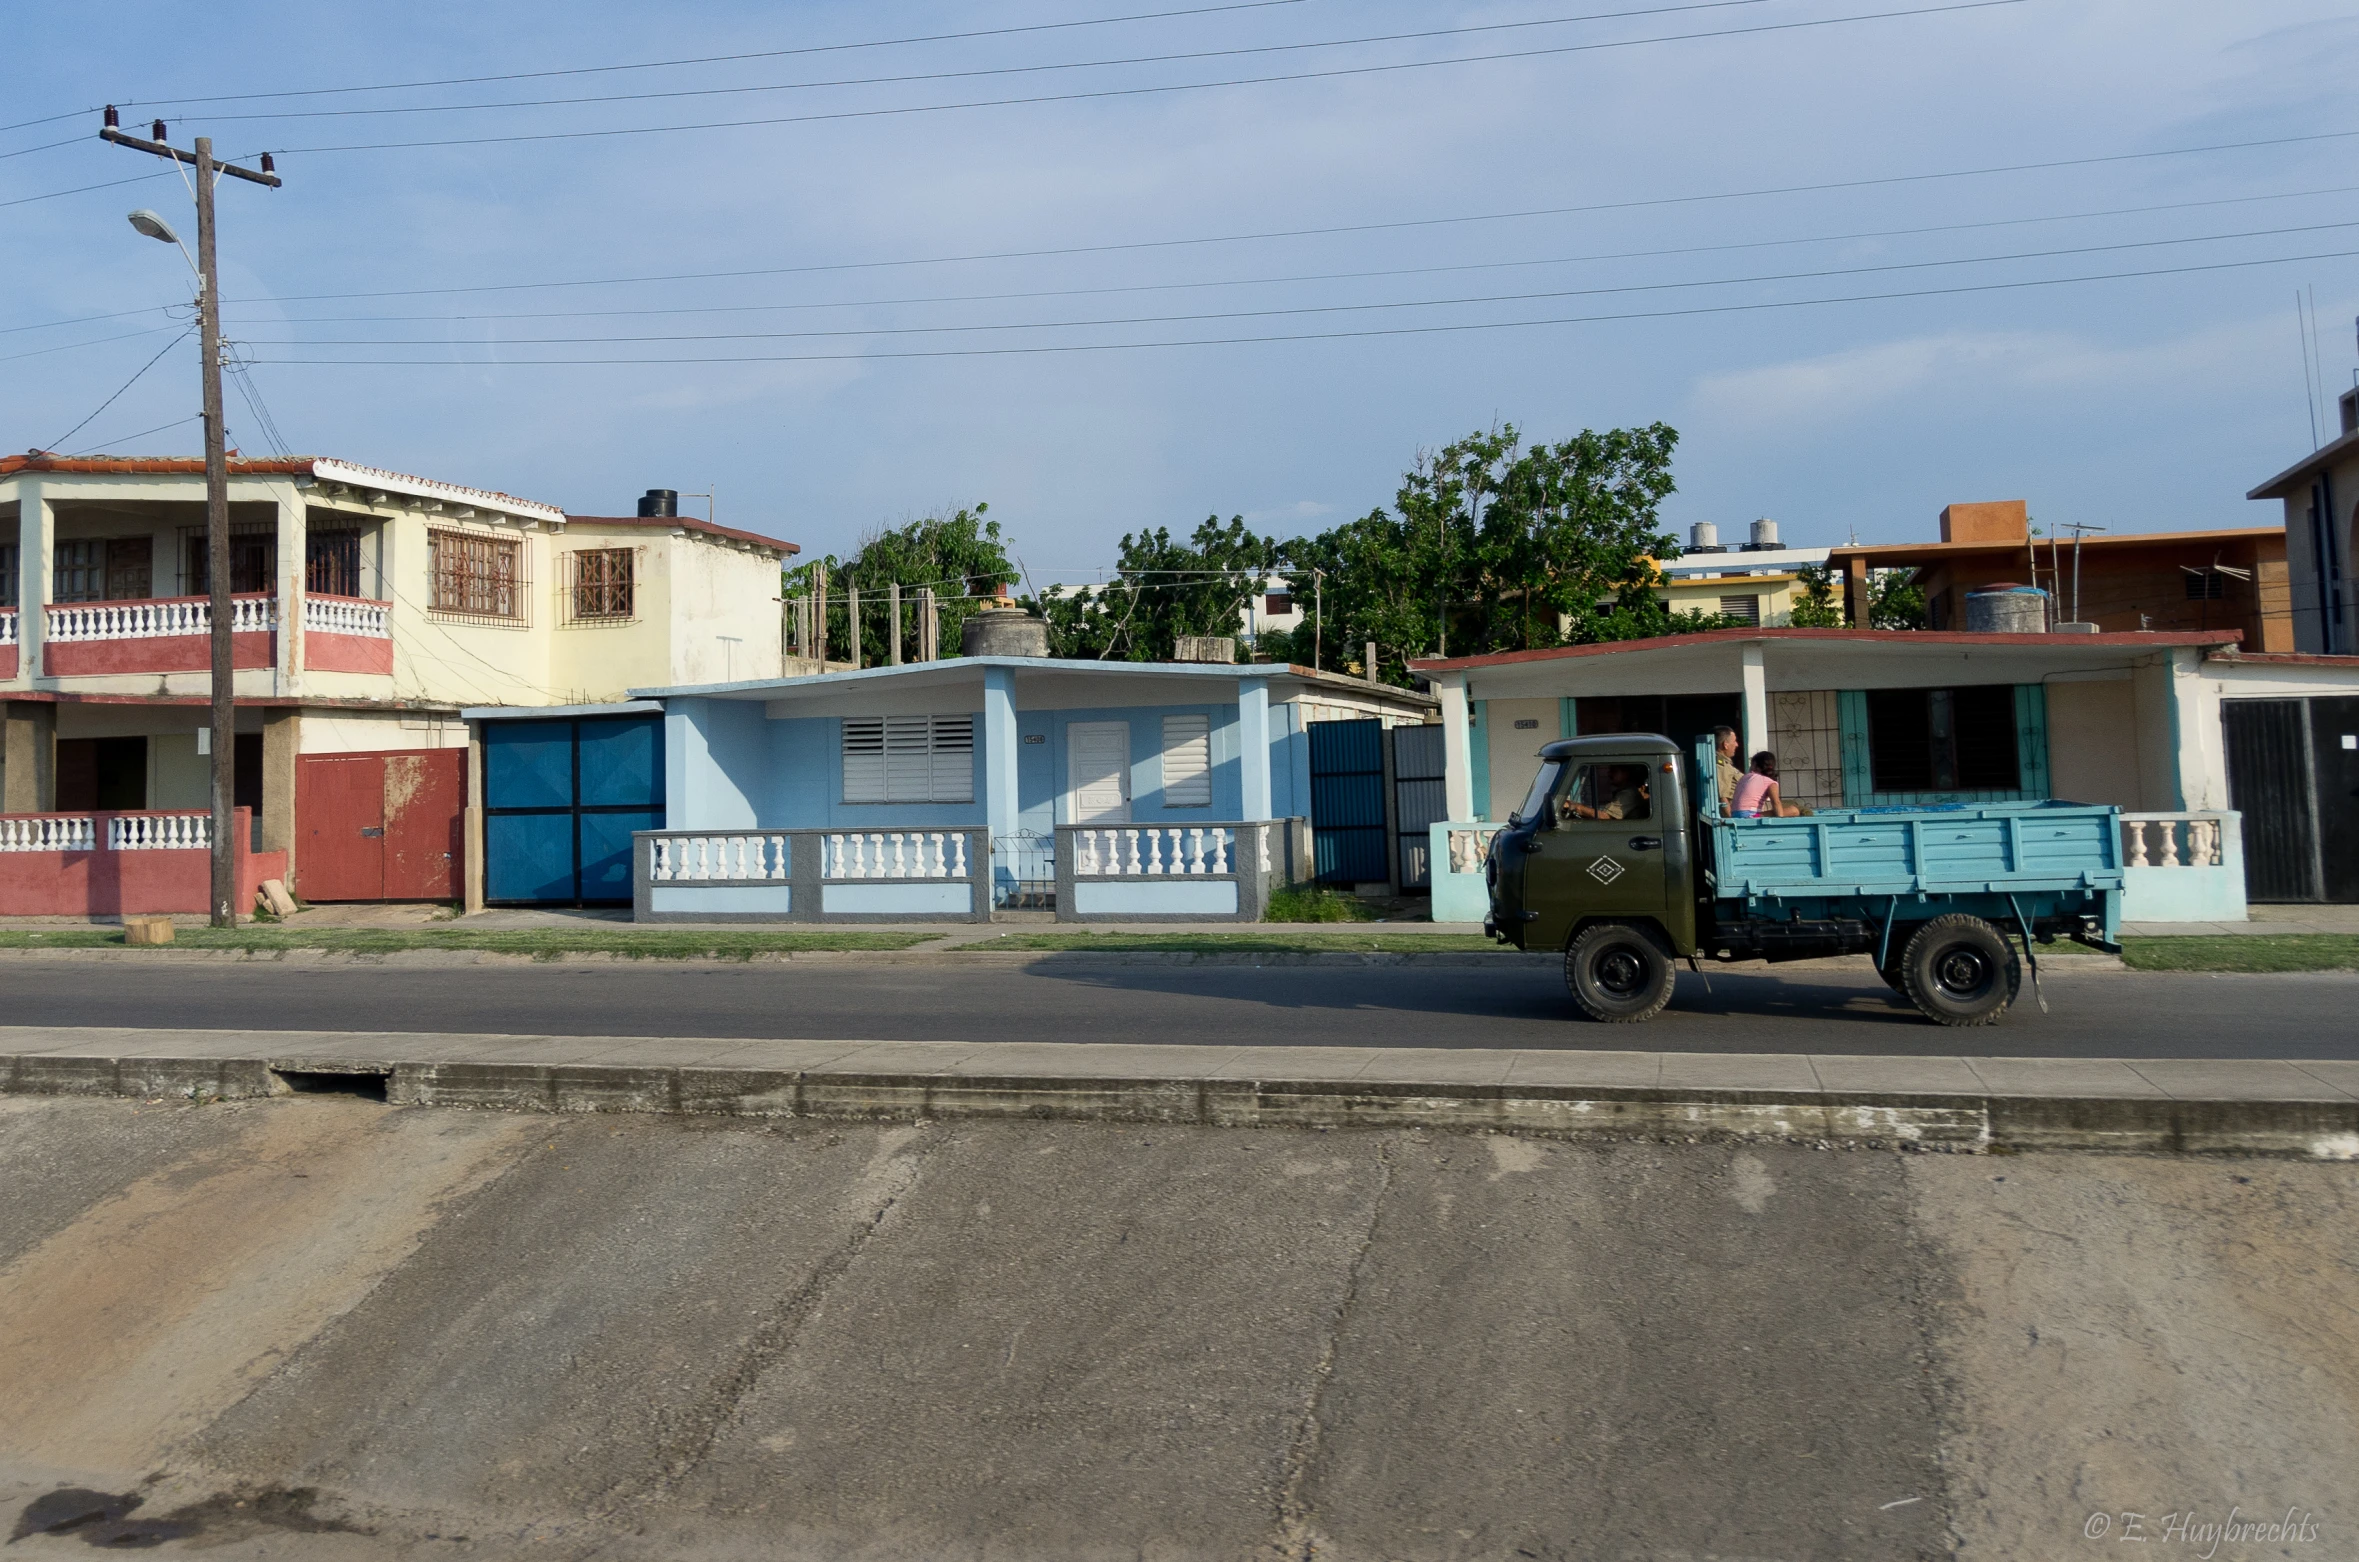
(636, 488, 678, 518)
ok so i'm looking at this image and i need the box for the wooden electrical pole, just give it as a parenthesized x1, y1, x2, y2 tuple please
(102, 113, 280, 927)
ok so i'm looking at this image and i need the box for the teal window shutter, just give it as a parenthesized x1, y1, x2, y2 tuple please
(1559, 696, 1576, 739)
(1838, 689, 1872, 806)
(1471, 700, 1491, 819)
(2014, 683, 2050, 797)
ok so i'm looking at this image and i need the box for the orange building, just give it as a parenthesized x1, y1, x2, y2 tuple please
(1830, 500, 2293, 651)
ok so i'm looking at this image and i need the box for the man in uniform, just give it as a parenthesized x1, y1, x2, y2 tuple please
(1713, 725, 1743, 813)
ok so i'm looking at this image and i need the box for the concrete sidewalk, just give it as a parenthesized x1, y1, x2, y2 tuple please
(5, 1025, 2354, 1158)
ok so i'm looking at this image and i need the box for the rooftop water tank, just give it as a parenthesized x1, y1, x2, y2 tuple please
(1964, 583, 2050, 633)
(960, 598, 1050, 657)
(636, 488, 678, 518)
(1687, 521, 1723, 552)
(1745, 517, 1780, 551)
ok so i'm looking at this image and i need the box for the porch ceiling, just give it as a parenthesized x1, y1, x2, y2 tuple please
(1416, 630, 2238, 700)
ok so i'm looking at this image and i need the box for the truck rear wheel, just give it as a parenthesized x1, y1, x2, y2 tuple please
(1565, 922, 1678, 1023)
(1899, 915, 2021, 1026)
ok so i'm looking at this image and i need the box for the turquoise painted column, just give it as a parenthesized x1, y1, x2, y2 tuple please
(1238, 677, 1273, 820)
(983, 666, 1019, 844)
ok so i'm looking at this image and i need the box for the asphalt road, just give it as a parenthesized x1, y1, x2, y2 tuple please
(2, 956, 2354, 1058)
(4, 1097, 2353, 1559)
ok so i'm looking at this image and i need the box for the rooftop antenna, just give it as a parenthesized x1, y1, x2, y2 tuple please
(2058, 520, 2106, 624)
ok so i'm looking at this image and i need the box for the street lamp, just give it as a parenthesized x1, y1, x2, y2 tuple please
(125, 208, 198, 283)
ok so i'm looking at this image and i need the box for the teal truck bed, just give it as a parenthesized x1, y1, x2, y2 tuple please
(1691, 739, 2126, 957)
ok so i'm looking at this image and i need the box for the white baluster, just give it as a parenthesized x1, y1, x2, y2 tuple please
(952, 832, 968, 878)
(2190, 818, 2218, 867)
(2123, 822, 2147, 867)
(1255, 825, 1268, 874)
(2151, 820, 2178, 868)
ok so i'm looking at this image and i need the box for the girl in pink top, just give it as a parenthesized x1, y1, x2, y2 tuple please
(1730, 753, 1787, 817)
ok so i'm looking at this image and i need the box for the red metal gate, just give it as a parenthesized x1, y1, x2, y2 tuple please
(296, 749, 465, 902)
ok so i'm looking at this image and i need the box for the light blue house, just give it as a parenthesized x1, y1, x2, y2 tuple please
(626, 656, 1430, 922)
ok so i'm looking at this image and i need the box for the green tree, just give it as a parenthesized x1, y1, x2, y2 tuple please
(1275, 422, 1686, 684)
(1867, 568, 1928, 630)
(1787, 563, 1843, 627)
(789, 503, 1013, 663)
(1035, 515, 1281, 661)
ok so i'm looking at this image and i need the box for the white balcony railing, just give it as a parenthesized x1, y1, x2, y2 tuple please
(0, 815, 94, 852)
(304, 594, 392, 638)
(1072, 826, 1236, 877)
(650, 833, 790, 882)
(2121, 812, 2230, 869)
(825, 831, 969, 880)
(0, 607, 17, 647)
(0, 812, 209, 852)
(110, 812, 210, 850)
(45, 593, 276, 642)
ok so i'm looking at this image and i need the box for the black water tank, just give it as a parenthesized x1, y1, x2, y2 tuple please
(636, 488, 678, 518)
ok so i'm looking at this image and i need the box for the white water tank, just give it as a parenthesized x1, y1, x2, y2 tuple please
(1688, 521, 1721, 551)
(1749, 517, 1780, 549)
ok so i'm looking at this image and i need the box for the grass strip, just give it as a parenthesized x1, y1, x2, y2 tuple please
(0, 927, 938, 959)
(960, 931, 1505, 954)
(2119, 935, 2359, 973)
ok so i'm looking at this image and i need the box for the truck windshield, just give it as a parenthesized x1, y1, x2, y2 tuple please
(1516, 759, 1562, 825)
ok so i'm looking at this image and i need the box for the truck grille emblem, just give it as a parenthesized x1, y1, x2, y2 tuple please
(1587, 855, 1624, 884)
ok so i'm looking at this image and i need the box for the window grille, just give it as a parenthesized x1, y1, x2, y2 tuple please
(180, 522, 277, 595)
(842, 715, 974, 803)
(1161, 714, 1212, 806)
(0, 543, 14, 607)
(1719, 593, 1762, 625)
(428, 529, 526, 623)
(1264, 592, 1293, 615)
(306, 530, 362, 596)
(565, 548, 636, 622)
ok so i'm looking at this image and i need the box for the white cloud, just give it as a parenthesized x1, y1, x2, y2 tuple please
(1689, 316, 2303, 431)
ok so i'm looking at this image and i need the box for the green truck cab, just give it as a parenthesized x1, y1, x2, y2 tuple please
(1485, 734, 2126, 1027)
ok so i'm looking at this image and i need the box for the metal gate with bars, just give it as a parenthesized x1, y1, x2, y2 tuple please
(1307, 720, 1388, 886)
(1391, 724, 1448, 889)
(2224, 696, 2359, 902)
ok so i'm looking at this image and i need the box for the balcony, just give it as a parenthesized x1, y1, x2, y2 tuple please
(24, 592, 393, 678)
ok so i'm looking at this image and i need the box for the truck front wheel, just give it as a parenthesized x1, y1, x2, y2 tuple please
(1899, 915, 2021, 1026)
(1565, 922, 1678, 1023)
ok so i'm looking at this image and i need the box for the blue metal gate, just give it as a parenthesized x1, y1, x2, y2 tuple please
(484, 715, 665, 905)
(1307, 719, 1388, 885)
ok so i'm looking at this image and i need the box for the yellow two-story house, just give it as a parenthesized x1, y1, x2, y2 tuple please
(0, 454, 794, 905)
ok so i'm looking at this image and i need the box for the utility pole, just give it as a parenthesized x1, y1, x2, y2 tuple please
(102, 111, 280, 927)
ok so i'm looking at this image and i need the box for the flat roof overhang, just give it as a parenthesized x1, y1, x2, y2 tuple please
(630, 656, 1436, 718)
(1408, 628, 2242, 700)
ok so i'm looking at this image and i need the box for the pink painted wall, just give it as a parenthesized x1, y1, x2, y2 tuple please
(0, 809, 286, 917)
(306, 631, 395, 675)
(44, 632, 275, 678)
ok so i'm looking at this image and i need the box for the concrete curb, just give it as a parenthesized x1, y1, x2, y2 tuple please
(6, 1045, 2348, 1158)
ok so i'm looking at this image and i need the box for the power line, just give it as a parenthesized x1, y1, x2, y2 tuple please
(115, 1, 1320, 110)
(204, 127, 2359, 305)
(0, 323, 186, 366)
(42, 326, 194, 452)
(66, 413, 200, 456)
(231, 218, 2359, 348)
(252, 1, 2030, 155)
(0, 165, 176, 211)
(216, 183, 2359, 329)
(172, 1, 1777, 123)
(243, 244, 2359, 366)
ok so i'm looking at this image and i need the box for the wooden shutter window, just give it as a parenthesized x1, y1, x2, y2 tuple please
(1161, 715, 1212, 806)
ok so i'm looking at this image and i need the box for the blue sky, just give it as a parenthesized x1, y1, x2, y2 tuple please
(5, 0, 2356, 575)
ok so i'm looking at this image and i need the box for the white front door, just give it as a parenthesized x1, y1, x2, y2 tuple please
(1068, 721, 1131, 824)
